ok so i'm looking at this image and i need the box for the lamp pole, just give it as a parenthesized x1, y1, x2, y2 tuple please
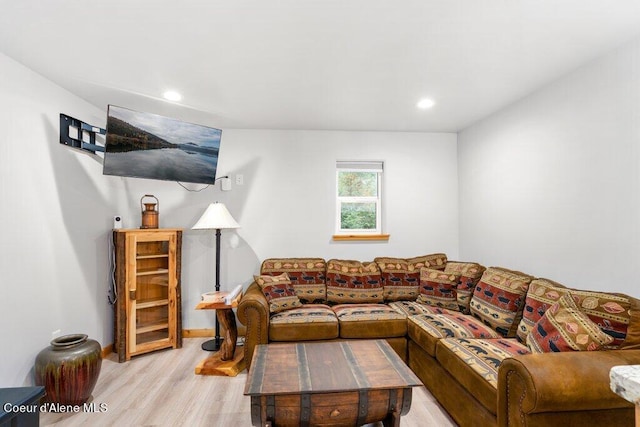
(202, 228, 223, 352)
(191, 202, 240, 353)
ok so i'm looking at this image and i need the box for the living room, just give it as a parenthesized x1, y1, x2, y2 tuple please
(2, 1, 640, 426)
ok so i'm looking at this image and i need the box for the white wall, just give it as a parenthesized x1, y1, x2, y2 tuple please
(108, 130, 458, 332)
(0, 52, 125, 386)
(458, 37, 640, 297)
(147, 129, 460, 330)
(1, 49, 459, 386)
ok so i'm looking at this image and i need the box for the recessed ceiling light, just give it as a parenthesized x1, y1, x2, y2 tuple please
(163, 90, 182, 102)
(417, 98, 435, 109)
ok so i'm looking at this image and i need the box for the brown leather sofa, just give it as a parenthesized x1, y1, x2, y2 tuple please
(237, 257, 640, 426)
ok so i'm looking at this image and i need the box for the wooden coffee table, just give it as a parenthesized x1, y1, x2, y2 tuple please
(244, 340, 422, 426)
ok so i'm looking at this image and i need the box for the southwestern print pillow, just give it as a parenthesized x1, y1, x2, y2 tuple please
(375, 253, 447, 302)
(254, 273, 302, 314)
(527, 293, 614, 353)
(260, 258, 327, 304)
(469, 267, 533, 337)
(326, 259, 383, 304)
(444, 262, 486, 313)
(417, 267, 460, 311)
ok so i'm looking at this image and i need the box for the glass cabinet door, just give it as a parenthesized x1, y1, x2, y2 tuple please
(126, 231, 177, 356)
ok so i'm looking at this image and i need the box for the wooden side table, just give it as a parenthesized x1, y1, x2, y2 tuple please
(194, 293, 245, 376)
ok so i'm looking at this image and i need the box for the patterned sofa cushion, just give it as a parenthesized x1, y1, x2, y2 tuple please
(444, 262, 486, 313)
(326, 259, 383, 304)
(254, 273, 302, 313)
(517, 278, 632, 348)
(437, 338, 530, 414)
(375, 253, 447, 302)
(469, 267, 533, 337)
(527, 293, 615, 353)
(417, 268, 460, 311)
(389, 300, 452, 317)
(269, 304, 339, 342)
(260, 258, 327, 304)
(556, 289, 631, 348)
(333, 304, 407, 338)
(516, 278, 566, 342)
(407, 312, 500, 357)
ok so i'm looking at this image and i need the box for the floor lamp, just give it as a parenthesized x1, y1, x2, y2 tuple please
(192, 202, 240, 352)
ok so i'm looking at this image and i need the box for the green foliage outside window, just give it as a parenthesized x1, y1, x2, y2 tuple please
(338, 171, 378, 230)
(338, 172, 378, 197)
(341, 203, 376, 230)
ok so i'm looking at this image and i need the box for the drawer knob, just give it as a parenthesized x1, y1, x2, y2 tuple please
(330, 409, 341, 418)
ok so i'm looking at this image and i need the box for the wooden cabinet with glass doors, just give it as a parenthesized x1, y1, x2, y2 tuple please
(113, 229, 182, 362)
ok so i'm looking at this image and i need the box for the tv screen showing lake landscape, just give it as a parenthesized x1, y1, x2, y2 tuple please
(103, 105, 221, 184)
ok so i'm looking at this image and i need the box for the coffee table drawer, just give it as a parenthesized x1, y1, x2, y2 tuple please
(251, 388, 412, 426)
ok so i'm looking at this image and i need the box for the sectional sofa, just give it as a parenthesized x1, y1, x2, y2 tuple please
(237, 255, 640, 426)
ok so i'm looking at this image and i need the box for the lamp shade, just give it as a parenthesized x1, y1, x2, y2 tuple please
(192, 202, 240, 230)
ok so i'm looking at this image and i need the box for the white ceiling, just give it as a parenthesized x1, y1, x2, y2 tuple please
(2, 1, 640, 132)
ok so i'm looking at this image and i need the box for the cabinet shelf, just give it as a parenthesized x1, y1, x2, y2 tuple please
(136, 321, 169, 334)
(137, 298, 169, 309)
(136, 268, 169, 276)
(137, 254, 169, 260)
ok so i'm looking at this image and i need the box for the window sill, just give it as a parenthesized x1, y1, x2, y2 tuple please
(332, 234, 390, 241)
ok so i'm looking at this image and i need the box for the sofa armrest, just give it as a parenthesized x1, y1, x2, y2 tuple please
(498, 349, 640, 427)
(237, 282, 270, 370)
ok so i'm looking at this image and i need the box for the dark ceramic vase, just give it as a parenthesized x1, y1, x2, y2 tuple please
(35, 334, 102, 405)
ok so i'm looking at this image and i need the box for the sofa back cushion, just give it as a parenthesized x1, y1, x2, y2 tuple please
(375, 253, 447, 302)
(260, 258, 327, 304)
(444, 262, 486, 313)
(517, 278, 567, 342)
(573, 291, 631, 348)
(469, 267, 533, 337)
(417, 268, 460, 311)
(517, 278, 633, 348)
(526, 293, 614, 353)
(326, 259, 383, 304)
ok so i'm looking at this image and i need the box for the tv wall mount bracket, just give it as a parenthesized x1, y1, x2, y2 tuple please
(59, 113, 105, 154)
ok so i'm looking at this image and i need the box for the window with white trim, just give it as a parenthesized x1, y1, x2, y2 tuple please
(335, 161, 383, 234)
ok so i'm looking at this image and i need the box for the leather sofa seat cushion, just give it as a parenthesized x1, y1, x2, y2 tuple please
(333, 304, 407, 338)
(437, 338, 530, 414)
(388, 300, 452, 317)
(269, 304, 339, 341)
(408, 313, 500, 357)
(260, 258, 327, 304)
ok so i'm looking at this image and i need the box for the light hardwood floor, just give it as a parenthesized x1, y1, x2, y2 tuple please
(41, 338, 456, 426)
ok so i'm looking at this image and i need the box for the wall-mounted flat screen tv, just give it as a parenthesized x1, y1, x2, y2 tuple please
(103, 105, 221, 184)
